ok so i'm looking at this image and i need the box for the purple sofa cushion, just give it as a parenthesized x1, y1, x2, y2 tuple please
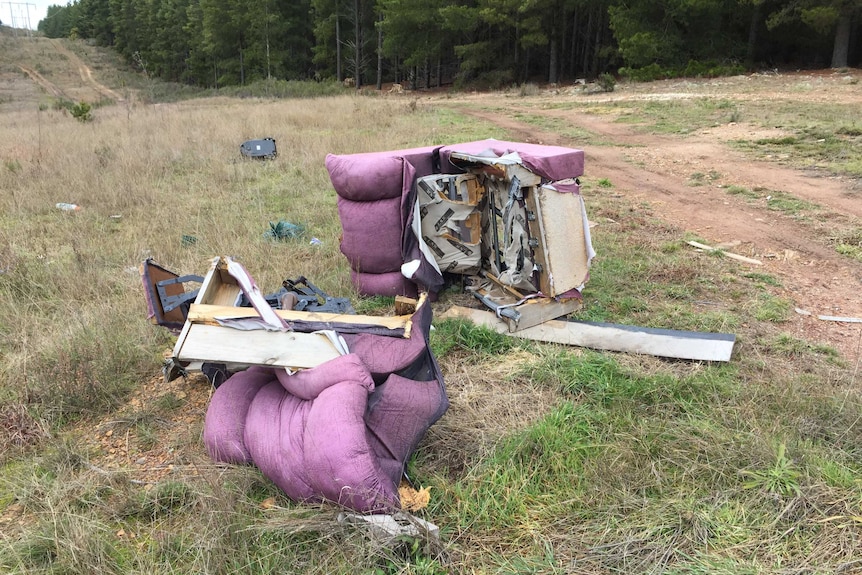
(242, 380, 317, 502)
(350, 270, 419, 298)
(240, 355, 396, 511)
(326, 146, 438, 202)
(366, 373, 449, 485)
(202, 366, 273, 464)
(337, 196, 404, 273)
(204, 345, 446, 513)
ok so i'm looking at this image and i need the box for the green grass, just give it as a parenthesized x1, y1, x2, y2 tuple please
(726, 102, 862, 178)
(428, 339, 862, 570)
(830, 226, 862, 262)
(762, 333, 840, 359)
(430, 318, 519, 358)
(752, 293, 792, 322)
(613, 98, 743, 134)
(506, 110, 604, 145)
(723, 185, 822, 220)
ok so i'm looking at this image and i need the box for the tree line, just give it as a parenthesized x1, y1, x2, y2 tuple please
(38, 0, 861, 89)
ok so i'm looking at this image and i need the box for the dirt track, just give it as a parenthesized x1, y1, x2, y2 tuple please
(49, 38, 124, 102)
(433, 75, 862, 359)
(2, 36, 122, 107)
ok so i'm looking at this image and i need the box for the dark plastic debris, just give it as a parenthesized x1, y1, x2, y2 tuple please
(240, 138, 277, 160)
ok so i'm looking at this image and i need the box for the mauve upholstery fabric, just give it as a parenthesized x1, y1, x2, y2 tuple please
(350, 269, 419, 298)
(202, 301, 448, 513)
(325, 146, 439, 201)
(248, 354, 395, 510)
(365, 373, 447, 483)
(328, 146, 441, 296)
(337, 196, 404, 273)
(202, 366, 272, 464)
(438, 138, 585, 181)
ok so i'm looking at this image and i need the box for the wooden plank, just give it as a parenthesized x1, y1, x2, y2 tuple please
(187, 303, 411, 332)
(483, 271, 526, 300)
(524, 187, 590, 296)
(687, 241, 763, 266)
(194, 256, 243, 306)
(505, 296, 583, 332)
(172, 257, 222, 360)
(175, 324, 343, 369)
(394, 296, 418, 316)
(442, 306, 735, 362)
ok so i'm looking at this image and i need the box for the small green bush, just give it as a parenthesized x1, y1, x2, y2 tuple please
(598, 73, 616, 92)
(620, 61, 746, 83)
(52, 99, 93, 122)
(70, 101, 93, 122)
(619, 63, 666, 82)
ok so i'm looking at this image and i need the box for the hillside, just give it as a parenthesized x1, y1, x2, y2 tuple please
(0, 34, 127, 112)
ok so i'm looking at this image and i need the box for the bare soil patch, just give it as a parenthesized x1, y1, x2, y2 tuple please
(428, 73, 862, 360)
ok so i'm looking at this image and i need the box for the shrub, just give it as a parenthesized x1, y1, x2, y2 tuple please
(598, 73, 616, 92)
(619, 63, 666, 82)
(69, 101, 93, 123)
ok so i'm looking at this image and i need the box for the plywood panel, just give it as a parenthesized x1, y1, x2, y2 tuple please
(175, 324, 343, 369)
(525, 187, 589, 296)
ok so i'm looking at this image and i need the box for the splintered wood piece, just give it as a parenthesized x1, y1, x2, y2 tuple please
(505, 296, 583, 332)
(394, 295, 418, 316)
(187, 304, 411, 333)
(687, 241, 763, 266)
(524, 187, 590, 296)
(175, 324, 342, 369)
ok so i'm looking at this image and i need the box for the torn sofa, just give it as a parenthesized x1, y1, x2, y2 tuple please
(326, 139, 595, 329)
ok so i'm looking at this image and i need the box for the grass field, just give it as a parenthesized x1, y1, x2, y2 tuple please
(1, 35, 861, 574)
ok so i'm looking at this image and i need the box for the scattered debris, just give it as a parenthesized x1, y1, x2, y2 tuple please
(687, 240, 763, 265)
(139, 138, 750, 522)
(141, 258, 356, 335)
(194, 262, 448, 513)
(398, 482, 431, 512)
(280, 276, 354, 314)
(442, 306, 736, 362)
(240, 137, 277, 160)
(337, 512, 440, 540)
(326, 139, 594, 327)
(794, 309, 861, 323)
(167, 256, 418, 374)
(264, 220, 305, 241)
(140, 258, 204, 332)
(817, 315, 862, 323)
(56, 202, 80, 212)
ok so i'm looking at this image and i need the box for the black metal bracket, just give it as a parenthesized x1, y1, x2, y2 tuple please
(156, 274, 204, 313)
(282, 276, 355, 314)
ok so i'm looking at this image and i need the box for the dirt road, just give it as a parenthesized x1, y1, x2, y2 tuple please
(435, 75, 862, 359)
(49, 38, 124, 102)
